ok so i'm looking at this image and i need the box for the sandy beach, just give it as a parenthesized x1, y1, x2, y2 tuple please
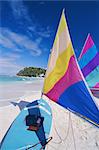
(0, 78, 44, 107)
(0, 79, 99, 150)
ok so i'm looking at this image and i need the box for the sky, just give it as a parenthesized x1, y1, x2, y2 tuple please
(0, 0, 99, 75)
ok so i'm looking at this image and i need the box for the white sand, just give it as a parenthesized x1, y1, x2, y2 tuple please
(0, 92, 99, 150)
(0, 79, 44, 107)
(44, 96, 99, 150)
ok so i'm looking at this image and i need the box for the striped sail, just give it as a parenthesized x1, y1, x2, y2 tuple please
(43, 10, 99, 126)
(79, 34, 99, 97)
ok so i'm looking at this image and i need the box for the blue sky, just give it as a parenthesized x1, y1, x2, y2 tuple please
(0, 1, 99, 75)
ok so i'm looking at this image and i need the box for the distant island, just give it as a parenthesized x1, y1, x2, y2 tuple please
(17, 67, 46, 77)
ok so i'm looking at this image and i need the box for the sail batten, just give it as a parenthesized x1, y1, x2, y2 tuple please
(43, 10, 99, 126)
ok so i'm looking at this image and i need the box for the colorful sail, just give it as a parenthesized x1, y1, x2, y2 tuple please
(79, 34, 99, 97)
(43, 10, 99, 126)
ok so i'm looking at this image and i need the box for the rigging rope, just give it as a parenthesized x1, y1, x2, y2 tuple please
(47, 99, 78, 150)
(48, 100, 72, 149)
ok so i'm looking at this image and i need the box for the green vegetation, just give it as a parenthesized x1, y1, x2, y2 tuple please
(17, 67, 46, 77)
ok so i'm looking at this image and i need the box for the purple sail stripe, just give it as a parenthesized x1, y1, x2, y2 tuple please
(81, 53, 99, 77)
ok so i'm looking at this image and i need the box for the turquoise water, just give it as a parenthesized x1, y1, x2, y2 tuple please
(0, 75, 34, 83)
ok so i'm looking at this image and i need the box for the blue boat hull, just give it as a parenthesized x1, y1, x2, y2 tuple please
(0, 99, 52, 150)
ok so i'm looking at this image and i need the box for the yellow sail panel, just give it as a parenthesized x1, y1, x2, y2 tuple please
(54, 11, 70, 46)
(43, 43, 73, 93)
(45, 11, 71, 78)
(43, 10, 74, 94)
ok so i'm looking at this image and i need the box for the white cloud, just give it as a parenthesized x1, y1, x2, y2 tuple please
(28, 26, 52, 38)
(9, 1, 52, 38)
(9, 0, 32, 24)
(0, 58, 18, 68)
(0, 57, 23, 75)
(5, 53, 21, 59)
(0, 33, 16, 49)
(0, 28, 22, 52)
(0, 27, 44, 74)
(0, 27, 42, 56)
(9, 29, 42, 56)
(35, 37, 42, 44)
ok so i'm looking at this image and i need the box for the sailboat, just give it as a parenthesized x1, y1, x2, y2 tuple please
(0, 9, 99, 150)
(43, 10, 99, 127)
(78, 34, 99, 98)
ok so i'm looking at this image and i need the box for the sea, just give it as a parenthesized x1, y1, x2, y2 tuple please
(0, 75, 44, 107)
(0, 75, 37, 83)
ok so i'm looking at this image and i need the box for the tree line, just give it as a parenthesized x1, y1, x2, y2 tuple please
(17, 67, 46, 77)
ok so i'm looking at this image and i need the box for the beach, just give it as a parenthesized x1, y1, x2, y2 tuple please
(0, 77, 44, 107)
(0, 78, 99, 150)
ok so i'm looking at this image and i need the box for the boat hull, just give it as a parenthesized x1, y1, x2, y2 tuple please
(0, 99, 52, 150)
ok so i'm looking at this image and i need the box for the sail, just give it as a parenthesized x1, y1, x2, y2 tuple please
(79, 34, 99, 97)
(43, 10, 99, 126)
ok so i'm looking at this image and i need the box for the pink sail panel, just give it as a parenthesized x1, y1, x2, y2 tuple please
(79, 34, 94, 60)
(45, 56, 82, 101)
